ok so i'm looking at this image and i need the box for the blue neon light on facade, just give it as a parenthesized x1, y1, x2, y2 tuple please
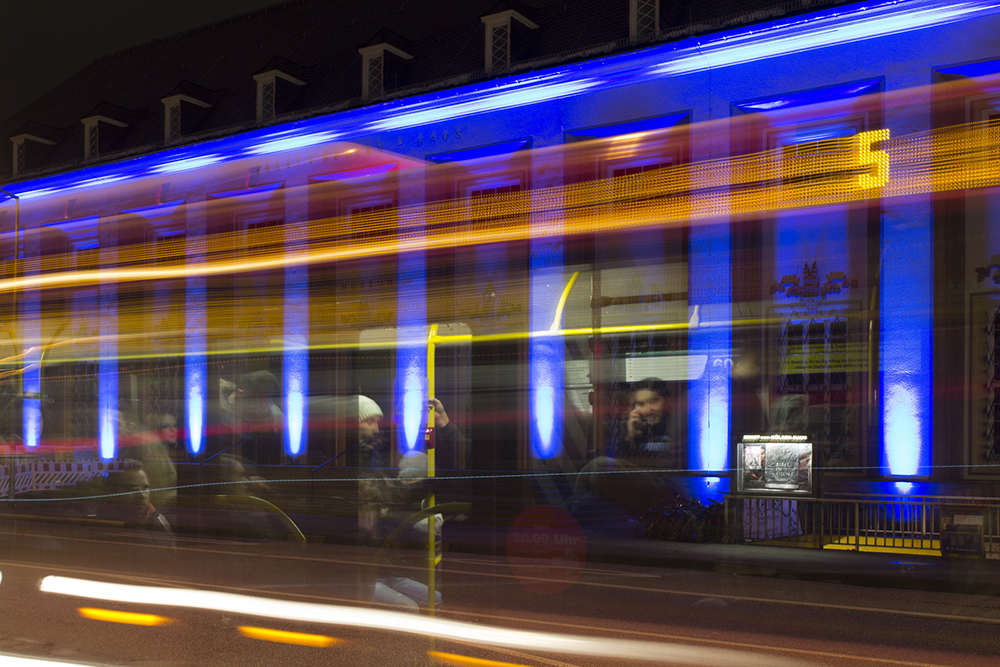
(5, 1, 994, 200)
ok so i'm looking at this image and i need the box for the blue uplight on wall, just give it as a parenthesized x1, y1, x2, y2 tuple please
(688, 220, 731, 477)
(284, 368, 306, 457)
(185, 281, 206, 456)
(881, 208, 932, 477)
(98, 362, 117, 460)
(529, 262, 563, 460)
(283, 261, 309, 457)
(396, 319, 427, 453)
(21, 296, 40, 448)
(185, 362, 205, 456)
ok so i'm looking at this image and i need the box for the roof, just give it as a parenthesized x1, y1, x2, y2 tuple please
(0, 0, 846, 181)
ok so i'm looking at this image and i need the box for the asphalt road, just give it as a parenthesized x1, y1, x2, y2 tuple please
(0, 517, 997, 666)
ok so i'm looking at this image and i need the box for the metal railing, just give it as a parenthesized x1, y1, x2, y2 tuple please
(728, 494, 1000, 558)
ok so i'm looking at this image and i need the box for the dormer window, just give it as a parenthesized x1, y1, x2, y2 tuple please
(358, 43, 414, 100)
(481, 9, 538, 72)
(161, 94, 211, 143)
(630, 0, 659, 40)
(81, 115, 128, 161)
(253, 69, 306, 124)
(10, 132, 56, 177)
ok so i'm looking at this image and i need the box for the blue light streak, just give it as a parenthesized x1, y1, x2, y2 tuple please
(207, 182, 284, 200)
(366, 78, 600, 132)
(4, 1, 997, 201)
(247, 132, 340, 156)
(733, 78, 882, 113)
(427, 139, 531, 163)
(310, 163, 397, 182)
(565, 112, 690, 139)
(653, 1, 1000, 77)
(120, 200, 186, 218)
(152, 155, 226, 174)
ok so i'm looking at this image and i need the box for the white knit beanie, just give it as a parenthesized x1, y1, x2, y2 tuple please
(357, 395, 383, 422)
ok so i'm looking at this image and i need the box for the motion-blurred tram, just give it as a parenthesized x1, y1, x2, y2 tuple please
(4, 2, 1000, 661)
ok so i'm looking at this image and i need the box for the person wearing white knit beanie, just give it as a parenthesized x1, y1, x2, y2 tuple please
(357, 395, 384, 444)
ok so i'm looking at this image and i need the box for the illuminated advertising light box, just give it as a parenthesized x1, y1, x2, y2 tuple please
(736, 435, 813, 495)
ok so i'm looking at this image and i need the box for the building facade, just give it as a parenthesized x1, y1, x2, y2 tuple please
(1, 0, 999, 502)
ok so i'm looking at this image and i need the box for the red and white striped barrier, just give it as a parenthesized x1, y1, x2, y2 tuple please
(0, 460, 130, 496)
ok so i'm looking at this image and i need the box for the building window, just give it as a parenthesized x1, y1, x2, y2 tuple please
(367, 56, 384, 99)
(161, 94, 211, 143)
(260, 81, 275, 122)
(358, 44, 413, 100)
(776, 314, 852, 461)
(10, 133, 57, 177)
(14, 141, 25, 176)
(168, 104, 181, 142)
(86, 124, 99, 160)
(481, 10, 538, 73)
(490, 24, 510, 70)
(778, 135, 857, 196)
(630, 0, 658, 39)
(253, 70, 305, 124)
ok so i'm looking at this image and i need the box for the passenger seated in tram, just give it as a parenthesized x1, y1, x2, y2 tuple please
(117, 410, 178, 510)
(234, 371, 284, 466)
(566, 378, 679, 517)
(103, 463, 175, 548)
(210, 372, 284, 466)
(620, 377, 674, 457)
(346, 395, 459, 612)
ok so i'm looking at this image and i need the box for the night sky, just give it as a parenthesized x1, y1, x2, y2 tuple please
(0, 0, 285, 124)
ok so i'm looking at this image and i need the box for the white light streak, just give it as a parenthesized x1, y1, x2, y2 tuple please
(40, 576, 808, 666)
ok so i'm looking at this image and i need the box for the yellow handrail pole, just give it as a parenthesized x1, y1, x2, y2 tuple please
(550, 271, 581, 332)
(426, 323, 439, 617)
